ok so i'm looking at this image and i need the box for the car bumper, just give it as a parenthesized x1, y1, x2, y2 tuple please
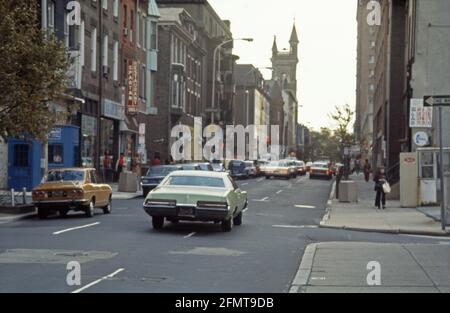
(33, 199, 90, 209)
(310, 172, 332, 178)
(143, 205, 230, 221)
(266, 172, 290, 177)
(141, 184, 159, 190)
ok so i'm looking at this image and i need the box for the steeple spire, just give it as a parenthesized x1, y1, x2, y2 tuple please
(289, 22, 299, 44)
(272, 36, 278, 53)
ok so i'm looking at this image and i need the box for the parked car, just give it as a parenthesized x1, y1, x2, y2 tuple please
(181, 163, 202, 171)
(295, 161, 307, 176)
(244, 161, 257, 177)
(264, 161, 293, 179)
(228, 160, 249, 179)
(141, 165, 183, 197)
(198, 162, 214, 171)
(282, 159, 298, 178)
(32, 168, 112, 219)
(211, 163, 226, 172)
(310, 162, 333, 180)
(143, 171, 248, 232)
(306, 162, 313, 172)
(256, 160, 269, 176)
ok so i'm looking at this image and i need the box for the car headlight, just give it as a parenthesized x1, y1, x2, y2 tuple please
(197, 201, 228, 209)
(145, 199, 177, 207)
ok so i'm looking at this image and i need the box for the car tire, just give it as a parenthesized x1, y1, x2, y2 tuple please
(85, 200, 95, 218)
(59, 209, 69, 218)
(152, 216, 164, 229)
(103, 197, 112, 214)
(221, 218, 233, 232)
(233, 212, 243, 226)
(37, 208, 48, 220)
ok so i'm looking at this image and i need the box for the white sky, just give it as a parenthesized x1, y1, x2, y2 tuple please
(210, 0, 358, 130)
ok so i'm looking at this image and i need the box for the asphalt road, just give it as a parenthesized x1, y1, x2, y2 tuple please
(0, 175, 447, 293)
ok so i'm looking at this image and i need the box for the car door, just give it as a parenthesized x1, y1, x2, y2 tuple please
(228, 176, 245, 212)
(91, 170, 108, 206)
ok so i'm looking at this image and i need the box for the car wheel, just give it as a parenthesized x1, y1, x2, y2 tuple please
(59, 209, 69, 218)
(103, 197, 112, 214)
(85, 200, 95, 218)
(152, 216, 164, 229)
(221, 218, 233, 232)
(233, 212, 243, 226)
(38, 208, 48, 220)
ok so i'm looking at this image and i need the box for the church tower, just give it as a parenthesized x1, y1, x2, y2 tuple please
(271, 23, 299, 95)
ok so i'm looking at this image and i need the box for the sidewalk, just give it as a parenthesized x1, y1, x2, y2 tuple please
(320, 175, 450, 236)
(291, 242, 450, 293)
(110, 183, 143, 200)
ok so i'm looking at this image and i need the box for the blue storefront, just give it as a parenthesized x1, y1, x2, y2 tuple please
(8, 125, 80, 191)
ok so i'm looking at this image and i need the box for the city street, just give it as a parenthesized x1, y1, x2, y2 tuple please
(1, 175, 448, 293)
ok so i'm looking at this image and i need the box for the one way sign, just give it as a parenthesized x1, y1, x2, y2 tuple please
(424, 95, 450, 107)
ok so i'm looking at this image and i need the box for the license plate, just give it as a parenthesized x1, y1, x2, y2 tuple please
(178, 207, 195, 217)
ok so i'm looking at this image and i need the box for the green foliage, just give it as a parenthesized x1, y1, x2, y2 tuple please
(0, 0, 71, 141)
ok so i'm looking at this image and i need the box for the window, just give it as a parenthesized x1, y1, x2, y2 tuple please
(123, 5, 127, 28)
(136, 10, 141, 48)
(369, 55, 375, 64)
(151, 21, 157, 50)
(80, 20, 85, 67)
(140, 65, 146, 99)
(113, 40, 119, 81)
(64, 11, 69, 47)
(113, 0, 119, 18)
(102, 34, 109, 67)
(142, 14, 146, 50)
(130, 10, 134, 43)
(102, 0, 108, 11)
(91, 27, 97, 72)
(13, 144, 29, 167)
(47, 1, 55, 32)
(48, 144, 64, 164)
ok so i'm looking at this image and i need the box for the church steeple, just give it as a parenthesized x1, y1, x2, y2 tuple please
(272, 36, 278, 55)
(289, 23, 299, 44)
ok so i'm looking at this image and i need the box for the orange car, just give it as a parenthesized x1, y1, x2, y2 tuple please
(32, 168, 112, 219)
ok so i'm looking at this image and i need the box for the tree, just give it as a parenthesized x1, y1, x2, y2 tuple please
(329, 104, 355, 161)
(0, 0, 71, 141)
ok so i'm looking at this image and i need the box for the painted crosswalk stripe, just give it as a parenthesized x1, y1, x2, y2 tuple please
(294, 205, 317, 209)
(272, 225, 318, 229)
(72, 268, 125, 293)
(53, 222, 100, 235)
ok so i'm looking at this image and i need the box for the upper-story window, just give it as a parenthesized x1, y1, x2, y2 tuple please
(113, 0, 119, 18)
(47, 1, 55, 33)
(102, 0, 108, 11)
(150, 22, 157, 50)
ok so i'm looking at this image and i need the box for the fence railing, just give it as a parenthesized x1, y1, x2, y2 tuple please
(0, 188, 29, 207)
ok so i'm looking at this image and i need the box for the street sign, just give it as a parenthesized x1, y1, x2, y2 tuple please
(410, 99, 433, 128)
(424, 95, 450, 107)
(414, 131, 429, 147)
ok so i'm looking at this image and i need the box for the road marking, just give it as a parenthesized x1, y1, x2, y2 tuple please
(184, 232, 196, 239)
(272, 225, 318, 229)
(53, 222, 100, 235)
(241, 183, 249, 186)
(276, 190, 283, 194)
(243, 208, 249, 213)
(402, 234, 450, 241)
(251, 197, 269, 202)
(257, 178, 264, 182)
(294, 205, 317, 209)
(72, 268, 124, 293)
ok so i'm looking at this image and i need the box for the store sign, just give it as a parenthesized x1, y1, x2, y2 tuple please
(139, 123, 146, 145)
(48, 128, 62, 141)
(414, 131, 429, 147)
(127, 60, 138, 115)
(410, 99, 433, 128)
(103, 99, 125, 121)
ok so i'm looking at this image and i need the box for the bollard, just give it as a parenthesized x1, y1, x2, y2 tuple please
(11, 188, 15, 207)
(23, 187, 27, 205)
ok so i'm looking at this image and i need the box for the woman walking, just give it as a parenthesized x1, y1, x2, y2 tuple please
(373, 167, 388, 210)
(363, 159, 372, 182)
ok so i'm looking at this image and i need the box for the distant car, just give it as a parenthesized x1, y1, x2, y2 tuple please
(256, 160, 269, 176)
(228, 160, 249, 179)
(306, 162, 313, 172)
(181, 163, 202, 171)
(282, 160, 298, 178)
(310, 162, 333, 180)
(264, 160, 293, 179)
(143, 171, 248, 232)
(32, 168, 112, 219)
(211, 163, 225, 172)
(141, 165, 183, 197)
(244, 161, 257, 177)
(198, 162, 214, 171)
(295, 161, 307, 176)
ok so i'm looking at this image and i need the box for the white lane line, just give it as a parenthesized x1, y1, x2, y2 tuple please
(53, 222, 100, 235)
(71, 268, 125, 294)
(243, 208, 249, 213)
(257, 178, 264, 182)
(251, 196, 270, 202)
(241, 183, 249, 186)
(294, 205, 317, 209)
(276, 190, 283, 194)
(272, 225, 318, 229)
(184, 232, 196, 239)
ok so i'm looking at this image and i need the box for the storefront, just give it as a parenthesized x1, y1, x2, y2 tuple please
(80, 114, 97, 168)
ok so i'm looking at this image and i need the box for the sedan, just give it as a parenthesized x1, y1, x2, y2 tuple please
(295, 161, 307, 176)
(143, 171, 248, 232)
(264, 161, 293, 179)
(141, 165, 183, 197)
(310, 162, 333, 180)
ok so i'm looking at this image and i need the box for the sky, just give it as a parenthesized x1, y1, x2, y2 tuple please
(209, 0, 358, 131)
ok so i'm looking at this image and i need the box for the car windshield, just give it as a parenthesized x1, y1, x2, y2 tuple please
(313, 163, 329, 169)
(147, 166, 178, 177)
(269, 161, 287, 167)
(244, 162, 254, 167)
(230, 162, 243, 169)
(46, 170, 85, 182)
(165, 176, 225, 188)
(199, 164, 212, 171)
(212, 164, 223, 170)
(182, 165, 198, 170)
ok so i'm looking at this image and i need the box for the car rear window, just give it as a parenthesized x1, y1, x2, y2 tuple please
(166, 176, 225, 188)
(313, 163, 329, 168)
(147, 166, 178, 177)
(46, 170, 85, 182)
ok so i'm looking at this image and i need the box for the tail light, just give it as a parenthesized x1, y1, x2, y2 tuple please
(197, 201, 228, 209)
(145, 199, 177, 207)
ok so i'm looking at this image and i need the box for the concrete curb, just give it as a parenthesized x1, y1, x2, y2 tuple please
(112, 194, 142, 200)
(289, 243, 317, 293)
(318, 224, 450, 237)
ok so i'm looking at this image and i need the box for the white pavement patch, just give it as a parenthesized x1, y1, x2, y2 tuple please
(289, 243, 317, 293)
(257, 178, 264, 182)
(241, 182, 249, 186)
(71, 268, 125, 294)
(184, 232, 196, 239)
(294, 205, 317, 209)
(170, 247, 246, 257)
(276, 190, 283, 194)
(251, 197, 269, 202)
(53, 222, 100, 235)
(272, 225, 318, 229)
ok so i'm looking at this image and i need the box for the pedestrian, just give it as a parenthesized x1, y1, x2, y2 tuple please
(354, 158, 361, 175)
(103, 150, 111, 182)
(115, 153, 125, 182)
(132, 152, 142, 190)
(363, 159, 372, 182)
(373, 166, 388, 210)
(151, 152, 161, 166)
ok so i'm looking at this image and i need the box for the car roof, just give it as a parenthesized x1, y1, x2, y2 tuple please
(168, 170, 229, 178)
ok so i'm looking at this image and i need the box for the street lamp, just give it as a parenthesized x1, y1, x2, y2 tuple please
(211, 38, 253, 124)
